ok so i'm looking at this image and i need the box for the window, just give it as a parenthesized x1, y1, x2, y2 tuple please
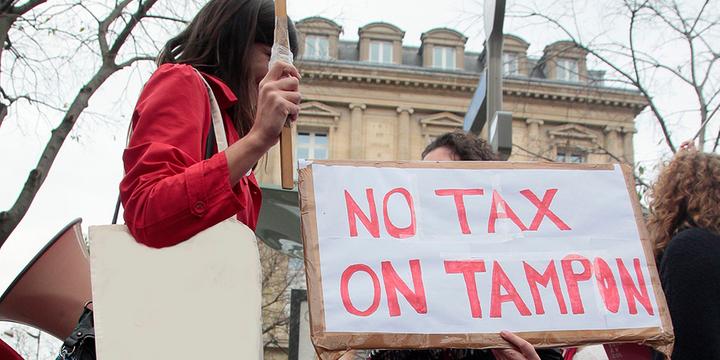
(369, 40, 393, 64)
(556, 148, 586, 163)
(432, 46, 456, 70)
(503, 52, 519, 75)
(303, 35, 329, 59)
(296, 131, 329, 160)
(556, 58, 579, 82)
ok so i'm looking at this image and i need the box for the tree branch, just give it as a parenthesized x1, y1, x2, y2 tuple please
(0, 64, 118, 246)
(97, 0, 133, 58)
(689, 0, 711, 35)
(0, 0, 193, 245)
(526, 11, 678, 153)
(512, 143, 555, 162)
(144, 14, 187, 24)
(108, 0, 159, 60)
(116, 55, 155, 69)
(0, 0, 163, 246)
(12, 0, 46, 16)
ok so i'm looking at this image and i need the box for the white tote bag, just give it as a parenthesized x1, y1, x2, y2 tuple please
(89, 72, 263, 360)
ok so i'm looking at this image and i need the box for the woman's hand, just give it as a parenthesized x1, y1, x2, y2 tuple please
(490, 331, 541, 360)
(249, 61, 301, 150)
(225, 61, 300, 184)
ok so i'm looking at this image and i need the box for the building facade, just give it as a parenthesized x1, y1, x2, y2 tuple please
(261, 17, 647, 359)
(257, 17, 647, 187)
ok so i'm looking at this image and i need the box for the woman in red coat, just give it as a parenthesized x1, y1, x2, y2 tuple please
(120, 0, 300, 248)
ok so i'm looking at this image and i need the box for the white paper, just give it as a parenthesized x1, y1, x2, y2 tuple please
(309, 164, 662, 334)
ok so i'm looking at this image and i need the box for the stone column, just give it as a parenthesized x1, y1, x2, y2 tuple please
(329, 116, 339, 158)
(421, 124, 431, 145)
(349, 103, 366, 159)
(525, 119, 544, 155)
(622, 126, 636, 164)
(604, 125, 622, 162)
(396, 106, 414, 160)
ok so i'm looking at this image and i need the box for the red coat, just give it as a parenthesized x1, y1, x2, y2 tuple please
(120, 64, 261, 248)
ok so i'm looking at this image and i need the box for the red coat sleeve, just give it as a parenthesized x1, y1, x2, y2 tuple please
(120, 64, 244, 248)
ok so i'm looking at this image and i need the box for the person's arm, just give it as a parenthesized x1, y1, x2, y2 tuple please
(121, 64, 245, 247)
(121, 63, 300, 247)
(225, 61, 300, 184)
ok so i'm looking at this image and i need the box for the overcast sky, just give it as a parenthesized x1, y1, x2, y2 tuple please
(0, 0, 716, 318)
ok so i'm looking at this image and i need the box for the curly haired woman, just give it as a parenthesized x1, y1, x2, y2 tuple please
(647, 144, 720, 360)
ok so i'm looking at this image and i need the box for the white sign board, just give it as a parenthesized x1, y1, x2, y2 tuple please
(298, 161, 672, 359)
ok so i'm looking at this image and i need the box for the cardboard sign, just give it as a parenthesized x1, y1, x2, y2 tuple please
(298, 161, 673, 359)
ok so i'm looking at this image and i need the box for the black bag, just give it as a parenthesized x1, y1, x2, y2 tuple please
(56, 303, 95, 360)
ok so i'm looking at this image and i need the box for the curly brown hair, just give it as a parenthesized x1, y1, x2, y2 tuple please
(647, 150, 720, 254)
(421, 131, 497, 161)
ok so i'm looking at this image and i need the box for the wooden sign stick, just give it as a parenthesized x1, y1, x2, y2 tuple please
(274, 0, 294, 190)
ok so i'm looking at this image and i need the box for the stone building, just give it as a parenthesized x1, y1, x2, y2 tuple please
(257, 17, 646, 187)
(260, 17, 647, 359)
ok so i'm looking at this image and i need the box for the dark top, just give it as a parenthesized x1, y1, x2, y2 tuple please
(657, 227, 720, 360)
(370, 348, 563, 360)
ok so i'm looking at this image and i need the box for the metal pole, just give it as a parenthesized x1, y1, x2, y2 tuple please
(486, 31, 503, 125)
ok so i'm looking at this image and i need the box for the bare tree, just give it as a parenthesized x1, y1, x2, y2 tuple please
(0, 1, 194, 247)
(508, 0, 719, 153)
(1, 324, 60, 360)
(259, 241, 305, 352)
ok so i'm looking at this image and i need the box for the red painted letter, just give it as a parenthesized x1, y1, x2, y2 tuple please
(345, 189, 379, 238)
(561, 255, 593, 314)
(434, 189, 485, 234)
(594, 258, 620, 313)
(616, 258, 654, 315)
(340, 264, 381, 316)
(490, 261, 532, 318)
(382, 260, 427, 316)
(488, 190, 528, 233)
(444, 260, 487, 318)
(520, 189, 571, 231)
(523, 261, 568, 315)
(382, 188, 417, 239)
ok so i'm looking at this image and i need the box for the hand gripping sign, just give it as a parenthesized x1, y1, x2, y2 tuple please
(298, 161, 673, 360)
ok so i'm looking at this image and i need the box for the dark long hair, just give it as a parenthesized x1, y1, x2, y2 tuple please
(158, 0, 298, 137)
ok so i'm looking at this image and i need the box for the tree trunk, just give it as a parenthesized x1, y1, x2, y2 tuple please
(0, 65, 117, 247)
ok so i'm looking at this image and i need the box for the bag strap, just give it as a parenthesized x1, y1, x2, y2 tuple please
(112, 69, 227, 224)
(196, 70, 229, 152)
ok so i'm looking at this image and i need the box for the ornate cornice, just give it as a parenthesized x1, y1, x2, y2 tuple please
(298, 61, 648, 111)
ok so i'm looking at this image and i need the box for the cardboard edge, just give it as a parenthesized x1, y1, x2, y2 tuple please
(298, 165, 329, 357)
(310, 327, 670, 352)
(618, 164, 674, 357)
(308, 160, 615, 170)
